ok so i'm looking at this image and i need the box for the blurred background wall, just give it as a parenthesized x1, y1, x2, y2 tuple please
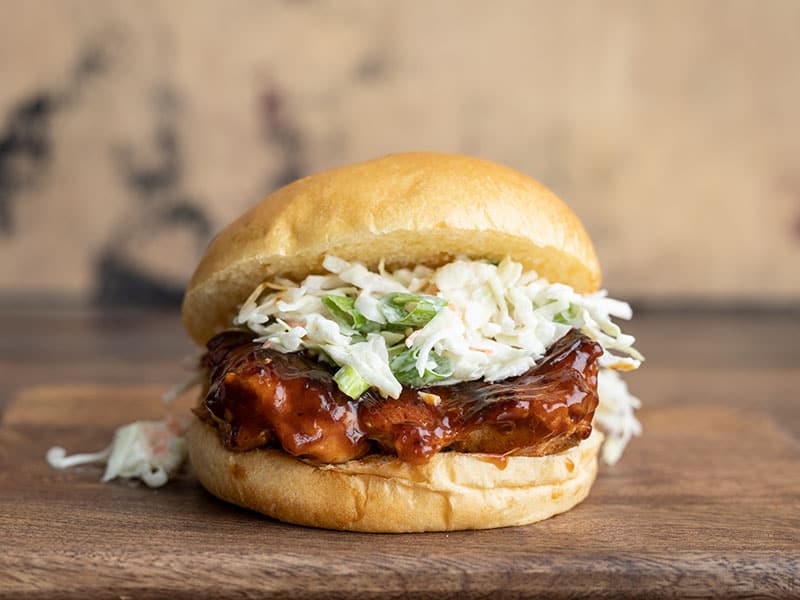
(0, 0, 798, 308)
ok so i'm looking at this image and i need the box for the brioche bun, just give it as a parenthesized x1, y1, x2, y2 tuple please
(187, 418, 602, 532)
(182, 152, 600, 345)
(184, 152, 604, 532)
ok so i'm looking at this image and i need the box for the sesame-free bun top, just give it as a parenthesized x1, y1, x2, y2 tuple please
(182, 152, 600, 345)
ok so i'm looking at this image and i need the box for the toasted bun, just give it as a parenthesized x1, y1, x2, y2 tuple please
(187, 418, 602, 532)
(182, 152, 600, 345)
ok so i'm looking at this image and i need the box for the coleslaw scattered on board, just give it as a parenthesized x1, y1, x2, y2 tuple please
(47, 416, 190, 488)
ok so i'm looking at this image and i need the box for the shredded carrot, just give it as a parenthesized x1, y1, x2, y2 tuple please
(469, 346, 494, 354)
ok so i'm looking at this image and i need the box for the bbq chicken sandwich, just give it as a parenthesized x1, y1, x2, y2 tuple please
(182, 152, 643, 532)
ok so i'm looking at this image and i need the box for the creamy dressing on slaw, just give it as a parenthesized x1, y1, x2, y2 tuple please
(237, 256, 641, 389)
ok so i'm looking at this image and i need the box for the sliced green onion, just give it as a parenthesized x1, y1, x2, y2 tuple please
(379, 293, 448, 328)
(379, 330, 406, 345)
(333, 365, 370, 399)
(322, 295, 377, 333)
(388, 345, 453, 388)
(554, 303, 581, 325)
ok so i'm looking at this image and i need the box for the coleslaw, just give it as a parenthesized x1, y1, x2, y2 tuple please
(47, 416, 190, 487)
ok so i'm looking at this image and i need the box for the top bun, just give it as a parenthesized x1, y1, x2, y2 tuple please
(182, 152, 600, 345)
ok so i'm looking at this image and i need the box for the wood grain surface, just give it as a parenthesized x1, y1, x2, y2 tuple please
(1, 312, 799, 598)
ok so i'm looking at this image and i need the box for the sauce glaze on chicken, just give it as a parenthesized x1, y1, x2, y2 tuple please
(196, 329, 602, 465)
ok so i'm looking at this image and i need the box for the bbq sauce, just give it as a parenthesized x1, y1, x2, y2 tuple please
(198, 329, 602, 466)
(200, 332, 370, 463)
(358, 329, 601, 463)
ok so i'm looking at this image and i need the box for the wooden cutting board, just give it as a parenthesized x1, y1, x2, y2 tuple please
(1, 379, 798, 599)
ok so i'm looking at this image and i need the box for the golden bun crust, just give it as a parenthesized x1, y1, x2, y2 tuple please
(187, 418, 602, 533)
(182, 152, 600, 345)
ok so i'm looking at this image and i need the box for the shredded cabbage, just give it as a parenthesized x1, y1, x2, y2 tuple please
(235, 255, 644, 463)
(236, 256, 642, 393)
(596, 369, 642, 465)
(46, 416, 189, 487)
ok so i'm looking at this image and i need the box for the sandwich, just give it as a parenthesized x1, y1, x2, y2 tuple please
(182, 152, 643, 532)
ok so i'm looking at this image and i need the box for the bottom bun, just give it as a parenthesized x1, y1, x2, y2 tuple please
(187, 418, 602, 532)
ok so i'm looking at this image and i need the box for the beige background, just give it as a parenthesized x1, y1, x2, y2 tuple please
(0, 0, 798, 305)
